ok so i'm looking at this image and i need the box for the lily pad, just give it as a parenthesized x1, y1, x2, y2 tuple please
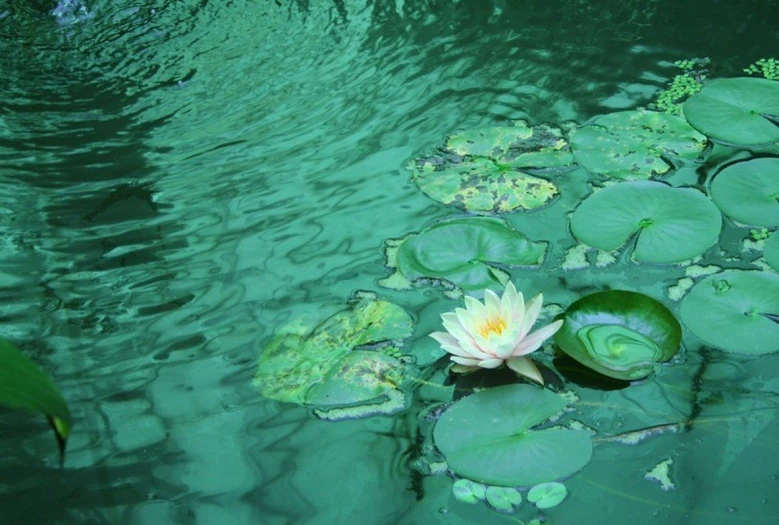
(570, 109, 707, 180)
(683, 77, 779, 146)
(434, 384, 592, 486)
(0, 339, 72, 462)
(406, 122, 575, 213)
(485, 486, 523, 511)
(254, 293, 414, 407)
(710, 158, 779, 227)
(452, 479, 487, 504)
(679, 270, 779, 354)
(394, 216, 548, 293)
(764, 231, 779, 271)
(554, 290, 682, 381)
(570, 181, 722, 263)
(527, 482, 568, 509)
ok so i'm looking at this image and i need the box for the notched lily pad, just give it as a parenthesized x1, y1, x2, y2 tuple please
(570, 181, 722, 263)
(710, 158, 779, 227)
(434, 384, 593, 486)
(452, 479, 487, 504)
(680, 270, 779, 354)
(406, 122, 575, 213)
(554, 290, 682, 381)
(254, 292, 414, 412)
(527, 482, 568, 509)
(570, 109, 707, 180)
(683, 77, 779, 146)
(485, 486, 523, 512)
(383, 216, 548, 294)
(764, 231, 779, 272)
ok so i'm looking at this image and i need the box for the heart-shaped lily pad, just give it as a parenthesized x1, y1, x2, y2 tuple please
(452, 479, 487, 504)
(0, 339, 72, 462)
(764, 231, 779, 271)
(393, 216, 548, 293)
(485, 486, 523, 511)
(554, 290, 682, 381)
(680, 270, 779, 354)
(683, 77, 779, 146)
(434, 384, 592, 486)
(527, 482, 568, 509)
(570, 109, 707, 180)
(254, 293, 413, 408)
(710, 158, 779, 227)
(406, 122, 575, 213)
(570, 181, 722, 263)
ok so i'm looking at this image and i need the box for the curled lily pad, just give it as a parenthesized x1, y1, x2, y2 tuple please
(680, 270, 779, 354)
(434, 384, 592, 486)
(485, 486, 522, 512)
(683, 77, 779, 146)
(570, 109, 707, 180)
(570, 181, 722, 263)
(254, 293, 413, 408)
(0, 339, 72, 462)
(452, 479, 487, 504)
(407, 122, 575, 213)
(710, 158, 779, 227)
(554, 290, 682, 381)
(764, 231, 779, 272)
(392, 216, 547, 293)
(527, 482, 568, 509)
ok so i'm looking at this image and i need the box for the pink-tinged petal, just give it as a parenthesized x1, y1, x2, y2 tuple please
(429, 331, 472, 358)
(518, 293, 544, 340)
(450, 356, 483, 367)
(512, 319, 564, 356)
(510, 291, 526, 327)
(506, 356, 544, 385)
(488, 330, 520, 359)
(476, 358, 504, 369)
(450, 364, 480, 374)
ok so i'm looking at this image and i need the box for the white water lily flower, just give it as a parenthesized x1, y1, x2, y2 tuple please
(429, 282, 563, 385)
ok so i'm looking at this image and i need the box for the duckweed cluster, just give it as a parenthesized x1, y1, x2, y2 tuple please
(653, 58, 709, 114)
(744, 58, 779, 81)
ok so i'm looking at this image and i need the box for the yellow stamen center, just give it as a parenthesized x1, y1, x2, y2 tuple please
(478, 315, 507, 338)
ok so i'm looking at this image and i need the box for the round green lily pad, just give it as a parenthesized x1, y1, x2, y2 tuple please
(452, 479, 486, 504)
(407, 122, 575, 213)
(683, 77, 779, 146)
(764, 231, 779, 271)
(434, 384, 593, 486)
(395, 216, 548, 292)
(680, 270, 779, 354)
(527, 482, 568, 509)
(485, 486, 522, 511)
(570, 109, 707, 180)
(254, 294, 413, 407)
(554, 290, 682, 381)
(570, 181, 722, 263)
(710, 158, 779, 227)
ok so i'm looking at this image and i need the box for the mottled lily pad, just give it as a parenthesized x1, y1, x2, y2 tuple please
(683, 77, 779, 146)
(391, 216, 548, 293)
(570, 181, 722, 263)
(434, 384, 593, 486)
(570, 109, 707, 180)
(680, 270, 779, 354)
(254, 293, 414, 408)
(407, 122, 575, 213)
(764, 231, 779, 272)
(554, 290, 682, 381)
(710, 158, 779, 227)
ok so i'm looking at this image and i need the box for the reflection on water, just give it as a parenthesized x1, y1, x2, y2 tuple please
(0, 0, 777, 523)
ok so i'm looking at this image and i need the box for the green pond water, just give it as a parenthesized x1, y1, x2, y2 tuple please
(1, 1, 778, 524)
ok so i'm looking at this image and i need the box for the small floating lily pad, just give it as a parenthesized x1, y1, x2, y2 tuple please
(407, 122, 575, 213)
(570, 109, 707, 180)
(485, 486, 523, 511)
(680, 270, 779, 354)
(434, 384, 592, 486)
(570, 181, 722, 263)
(764, 231, 779, 271)
(392, 216, 548, 293)
(554, 290, 682, 381)
(452, 479, 487, 504)
(710, 158, 779, 227)
(527, 482, 568, 509)
(0, 339, 72, 462)
(254, 293, 413, 408)
(683, 77, 779, 146)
